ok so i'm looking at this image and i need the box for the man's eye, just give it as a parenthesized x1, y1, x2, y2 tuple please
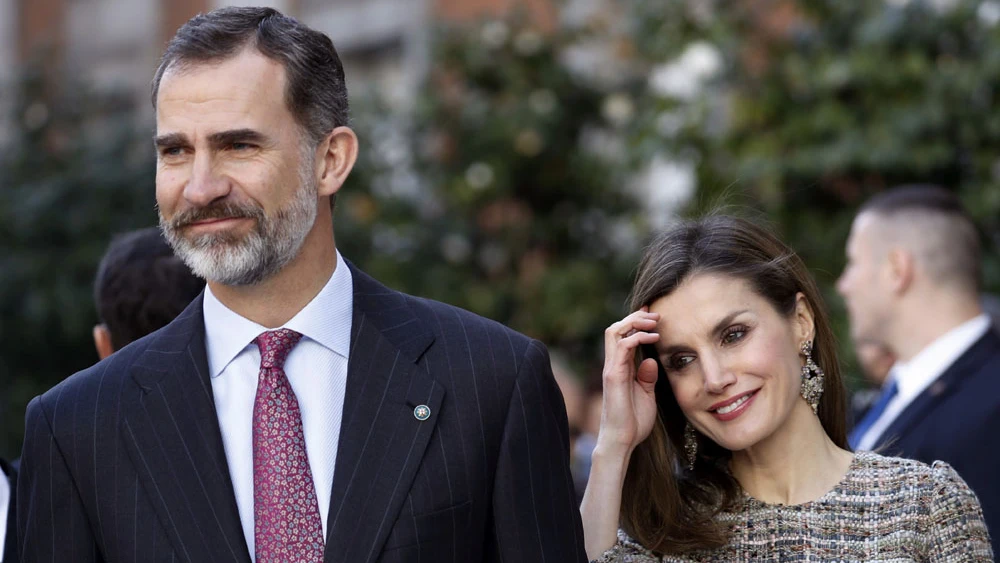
(161, 147, 183, 157)
(231, 142, 254, 151)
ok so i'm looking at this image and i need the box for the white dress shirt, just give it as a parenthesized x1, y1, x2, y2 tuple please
(204, 252, 353, 561)
(856, 314, 991, 451)
(0, 467, 8, 563)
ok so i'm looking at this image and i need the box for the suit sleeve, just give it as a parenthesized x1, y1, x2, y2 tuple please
(18, 396, 99, 563)
(489, 340, 588, 563)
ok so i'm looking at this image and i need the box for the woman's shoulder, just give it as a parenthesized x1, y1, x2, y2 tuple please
(590, 529, 661, 563)
(854, 451, 969, 487)
(851, 451, 982, 508)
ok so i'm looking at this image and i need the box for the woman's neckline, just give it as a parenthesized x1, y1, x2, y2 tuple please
(740, 451, 866, 509)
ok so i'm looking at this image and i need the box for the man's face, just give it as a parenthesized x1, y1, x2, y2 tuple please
(837, 213, 892, 343)
(154, 49, 318, 286)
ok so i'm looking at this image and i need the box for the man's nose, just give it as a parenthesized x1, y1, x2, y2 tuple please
(184, 153, 231, 207)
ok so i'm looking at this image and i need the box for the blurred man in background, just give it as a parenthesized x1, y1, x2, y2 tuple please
(93, 227, 205, 358)
(837, 185, 1000, 550)
(0, 457, 14, 563)
(847, 339, 897, 433)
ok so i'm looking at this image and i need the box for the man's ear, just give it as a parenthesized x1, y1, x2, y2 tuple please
(314, 126, 359, 199)
(793, 292, 816, 345)
(93, 324, 115, 360)
(886, 248, 914, 294)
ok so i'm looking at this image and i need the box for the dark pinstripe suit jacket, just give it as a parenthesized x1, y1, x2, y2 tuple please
(18, 263, 587, 563)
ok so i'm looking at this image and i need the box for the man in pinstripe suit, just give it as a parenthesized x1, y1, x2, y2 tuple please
(18, 7, 586, 563)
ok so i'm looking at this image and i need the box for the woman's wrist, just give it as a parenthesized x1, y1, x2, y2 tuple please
(591, 442, 633, 475)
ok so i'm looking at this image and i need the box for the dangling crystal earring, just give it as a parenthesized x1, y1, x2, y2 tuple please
(800, 340, 825, 415)
(684, 423, 698, 471)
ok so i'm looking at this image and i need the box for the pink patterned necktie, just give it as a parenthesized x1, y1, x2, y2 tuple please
(253, 329, 325, 563)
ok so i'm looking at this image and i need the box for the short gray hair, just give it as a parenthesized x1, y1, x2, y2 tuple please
(151, 6, 349, 145)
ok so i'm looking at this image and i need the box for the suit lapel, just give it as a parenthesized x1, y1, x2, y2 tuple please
(121, 297, 251, 563)
(876, 330, 1000, 453)
(324, 264, 441, 563)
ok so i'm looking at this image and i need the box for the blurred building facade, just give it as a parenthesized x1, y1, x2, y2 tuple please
(0, 0, 555, 139)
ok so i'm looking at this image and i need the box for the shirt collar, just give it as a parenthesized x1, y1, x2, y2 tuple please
(203, 250, 354, 378)
(893, 313, 991, 401)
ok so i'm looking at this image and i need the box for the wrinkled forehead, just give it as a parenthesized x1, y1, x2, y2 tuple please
(155, 50, 291, 135)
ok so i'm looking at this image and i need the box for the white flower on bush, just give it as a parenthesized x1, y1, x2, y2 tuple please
(648, 41, 723, 101)
(529, 89, 557, 115)
(441, 234, 472, 264)
(656, 110, 686, 137)
(579, 125, 627, 163)
(481, 21, 509, 49)
(979, 0, 1000, 26)
(514, 30, 544, 56)
(465, 162, 495, 190)
(633, 154, 696, 228)
(602, 93, 635, 127)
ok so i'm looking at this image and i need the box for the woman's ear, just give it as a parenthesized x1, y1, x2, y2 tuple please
(793, 292, 816, 344)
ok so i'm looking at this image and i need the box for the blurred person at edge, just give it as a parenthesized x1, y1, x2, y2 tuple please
(17, 6, 586, 563)
(550, 352, 588, 502)
(847, 339, 897, 430)
(580, 215, 991, 561)
(93, 227, 205, 359)
(838, 185, 1000, 554)
(0, 456, 14, 563)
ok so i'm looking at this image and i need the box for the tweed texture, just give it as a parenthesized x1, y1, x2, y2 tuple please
(594, 452, 993, 562)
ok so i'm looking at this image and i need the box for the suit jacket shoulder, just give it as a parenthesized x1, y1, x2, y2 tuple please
(28, 296, 203, 444)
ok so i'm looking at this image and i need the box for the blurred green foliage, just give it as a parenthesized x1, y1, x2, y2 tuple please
(4, 0, 1000, 457)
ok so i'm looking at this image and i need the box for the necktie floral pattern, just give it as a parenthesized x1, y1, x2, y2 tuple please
(253, 329, 325, 563)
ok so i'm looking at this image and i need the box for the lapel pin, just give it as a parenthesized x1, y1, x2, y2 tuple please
(413, 404, 431, 421)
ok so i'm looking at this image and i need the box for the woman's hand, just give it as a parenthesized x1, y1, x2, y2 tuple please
(580, 308, 661, 560)
(597, 308, 661, 459)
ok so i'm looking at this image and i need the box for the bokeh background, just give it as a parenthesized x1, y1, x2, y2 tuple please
(4, 0, 1000, 459)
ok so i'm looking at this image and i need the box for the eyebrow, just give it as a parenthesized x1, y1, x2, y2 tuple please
(206, 128, 268, 149)
(659, 309, 751, 356)
(153, 132, 190, 150)
(152, 128, 269, 150)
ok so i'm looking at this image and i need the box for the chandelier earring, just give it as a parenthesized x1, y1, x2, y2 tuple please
(800, 339, 825, 415)
(684, 422, 698, 471)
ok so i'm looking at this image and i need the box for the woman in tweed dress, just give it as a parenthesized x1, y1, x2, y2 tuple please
(581, 216, 992, 562)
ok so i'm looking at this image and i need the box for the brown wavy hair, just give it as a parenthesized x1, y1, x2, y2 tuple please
(622, 215, 847, 555)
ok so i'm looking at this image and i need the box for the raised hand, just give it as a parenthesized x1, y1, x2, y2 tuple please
(581, 308, 662, 559)
(598, 308, 661, 458)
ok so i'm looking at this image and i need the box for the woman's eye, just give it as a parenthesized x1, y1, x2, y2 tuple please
(722, 327, 747, 344)
(669, 355, 695, 370)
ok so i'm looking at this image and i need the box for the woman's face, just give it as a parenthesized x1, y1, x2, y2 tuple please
(649, 273, 815, 453)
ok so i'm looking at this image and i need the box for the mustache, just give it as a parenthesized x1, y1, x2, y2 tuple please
(169, 202, 264, 229)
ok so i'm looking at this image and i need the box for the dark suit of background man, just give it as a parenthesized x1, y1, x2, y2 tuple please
(837, 185, 1000, 553)
(18, 7, 586, 563)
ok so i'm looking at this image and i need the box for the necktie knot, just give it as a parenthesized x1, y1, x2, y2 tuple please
(255, 328, 303, 370)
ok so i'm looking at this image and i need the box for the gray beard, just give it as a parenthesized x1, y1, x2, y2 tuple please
(160, 162, 319, 286)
